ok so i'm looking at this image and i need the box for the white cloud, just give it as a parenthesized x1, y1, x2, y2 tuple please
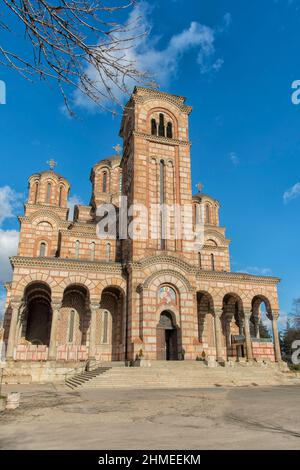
(0, 229, 19, 284)
(229, 152, 239, 165)
(0, 186, 23, 225)
(277, 310, 289, 331)
(74, 1, 228, 110)
(68, 195, 83, 221)
(283, 182, 300, 203)
(239, 266, 273, 276)
(0, 186, 21, 287)
(223, 13, 232, 29)
(0, 289, 6, 320)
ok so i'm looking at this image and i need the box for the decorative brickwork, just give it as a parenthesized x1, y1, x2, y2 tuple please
(3, 87, 280, 365)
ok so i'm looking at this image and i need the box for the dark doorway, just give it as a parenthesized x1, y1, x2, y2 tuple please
(157, 311, 178, 360)
(25, 299, 52, 345)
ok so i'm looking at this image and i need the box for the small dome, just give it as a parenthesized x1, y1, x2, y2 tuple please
(193, 193, 220, 206)
(93, 155, 121, 168)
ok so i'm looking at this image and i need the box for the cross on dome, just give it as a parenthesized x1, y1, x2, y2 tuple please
(47, 159, 58, 171)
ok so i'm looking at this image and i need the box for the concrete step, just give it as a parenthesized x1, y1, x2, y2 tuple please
(65, 362, 300, 390)
(65, 366, 112, 389)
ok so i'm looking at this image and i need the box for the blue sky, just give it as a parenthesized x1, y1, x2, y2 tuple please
(0, 0, 300, 327)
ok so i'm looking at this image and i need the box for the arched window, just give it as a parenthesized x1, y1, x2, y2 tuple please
(46, 182, 52, 204)
(39, 242, 46, 257)
(34, 182, 39, 204)
(102, 310, 109, 344)
(158, 113, 165, 137)
(160, 160, 166, 250)
(106, 242, 111, 262)
(151, 118, 157, 136)
(119, 171, 123, 193)
(166, 121, 173, 138)
(75, 240, 80, 259)
(102, 171, 108, 193)
(205, 204, 211, 224)
(90, 242, 95, 261)
(59, 186, 64, 207)
(211, 253, 215, 271)
(68, 309, 75, 343)
(198, 252, 202, 269)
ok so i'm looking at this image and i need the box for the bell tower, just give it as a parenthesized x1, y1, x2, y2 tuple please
(119, 87, 195, 263)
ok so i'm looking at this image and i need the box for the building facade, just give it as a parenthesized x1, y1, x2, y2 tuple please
(3, 87, 281, 365)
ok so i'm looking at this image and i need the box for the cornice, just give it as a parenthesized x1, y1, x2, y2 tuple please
(25, 203, 69, 214)
(128, 255, 197, 274)
(10, 256, 123, 273)
(202, 245, 228, 252)
(196, 270, 281, 285)
(132, 87, 193, 114)
(132, 131, 191, 147)
(9, 256, 280, 286)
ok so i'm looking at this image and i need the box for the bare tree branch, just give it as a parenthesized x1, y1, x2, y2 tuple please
(0, 0, 154, 114)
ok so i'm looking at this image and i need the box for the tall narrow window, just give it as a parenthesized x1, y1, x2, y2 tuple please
(151, 118, 157, 136)
(90, 242, 95, 261)
(46, 183, 52, 204)
(75, 240, 80, 259)
(206, 204, 210, 224)
(198, 252, 202, 269)
(34, 182, 39, 204)
(68, 309, 75, 343)
(160, 160, 166, 250)
(39, 242, 46, 257)
(102, 310, 109, 343)
(102, 171, 108, 193)
(166, 121, 173, 138)
(119, 171, 123, 193)
(59, 186, 63, 207)
(158, 113, 165, 137)
(211, 253, 215, 271)
(106, 242, 111, 262)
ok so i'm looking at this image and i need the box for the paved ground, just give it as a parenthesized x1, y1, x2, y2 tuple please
(0, 384, 300, 450)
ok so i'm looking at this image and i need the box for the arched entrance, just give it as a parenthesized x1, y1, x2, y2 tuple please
(24, 282, 52, 345)
(156, 311, 179, 360)
(60, 284, 90, 346)
(222, 293, 245, 360)
(99, 287, 124, 361)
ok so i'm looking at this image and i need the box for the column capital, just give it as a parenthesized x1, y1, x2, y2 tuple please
(51, 301, 62, 311)
(214, 306, 223, 318)
(10, 299, 22, 310)
(90, 302, 100, 312)
(272, 310, 280, 320)
(243, 309, 252, 319)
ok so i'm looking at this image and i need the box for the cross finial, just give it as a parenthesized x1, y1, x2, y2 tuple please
(113, 144, 122, 156)
(149, 80, 159, 90)
(47, 159, 57, 171)
(196, 182, 204, 193)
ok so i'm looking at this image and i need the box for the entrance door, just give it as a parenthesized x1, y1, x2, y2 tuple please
(156, 311, 178, 360)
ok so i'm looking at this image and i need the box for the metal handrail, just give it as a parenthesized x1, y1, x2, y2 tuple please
(64, 360, 103, 382)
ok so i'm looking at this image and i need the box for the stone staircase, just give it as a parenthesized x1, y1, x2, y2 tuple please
(65, 366, 112, 389)
(65, 361, 300, 390)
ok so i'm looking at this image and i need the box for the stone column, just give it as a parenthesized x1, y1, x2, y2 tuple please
(16, 303, 26, 344)
(253, 317, 260, 339)
(214, 308, 225, 362)
(272, 310, 282, 362)
(89, 303, 99, 359)
(238, 316, 244, 336)
(225, 318, 231, 351)
(6, 301, 21, 360)
(48, 301, 61, 361)
(243, 311, 253, 361)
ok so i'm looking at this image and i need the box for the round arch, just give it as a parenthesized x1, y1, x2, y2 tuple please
(15, 274, 56, 299)
(143, 269, 193, 293)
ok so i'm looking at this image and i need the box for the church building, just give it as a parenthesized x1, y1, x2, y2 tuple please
(3, 87, 282, 370)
